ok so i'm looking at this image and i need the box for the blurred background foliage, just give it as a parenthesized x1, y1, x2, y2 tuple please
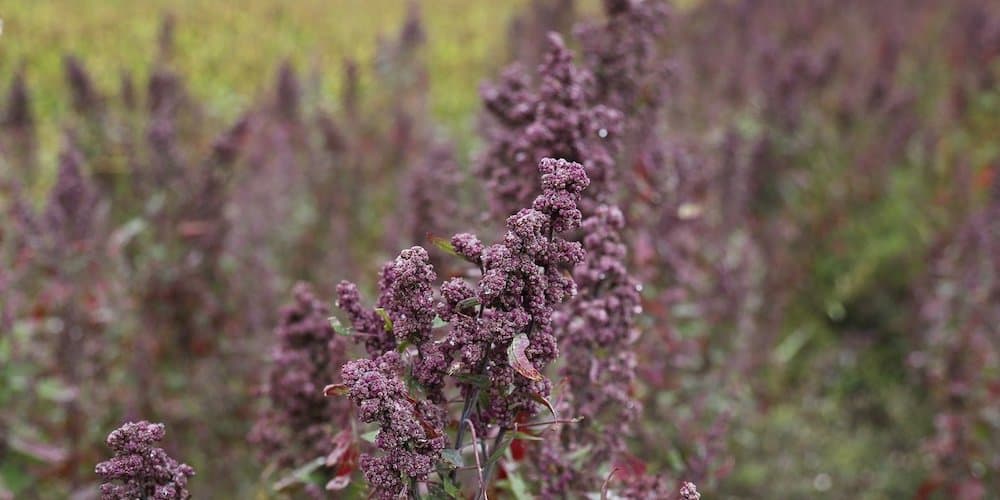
(0, 0, 548, 164)
(1, 0, 998, 498)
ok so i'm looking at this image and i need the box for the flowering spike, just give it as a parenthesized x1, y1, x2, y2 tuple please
(95, 421, 195, 499)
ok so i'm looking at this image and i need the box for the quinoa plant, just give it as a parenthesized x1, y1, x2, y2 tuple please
(330, 158, 595, 498)
(95, 421, 195, 499)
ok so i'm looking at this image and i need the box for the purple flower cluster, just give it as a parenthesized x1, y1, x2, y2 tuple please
(250, 283, 349, 470)
(381, 246, 450, 401)
(403, 141, 461, 255)
(577, 0, 671, 135)
(337, 280, 396, 357)
(339, 352, 446, 498)
(95, 421, 195, 500)
(541, 204, 643, 494)
(43, 138, 99, 247)
(1, 71, 36, 176)
(332, 157, 589, 495)
(480, 34, 620, 220)
(446, 158, 589, 428)
(911, 188, 1000, 495)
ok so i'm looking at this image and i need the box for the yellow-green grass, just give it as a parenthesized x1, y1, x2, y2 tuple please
(0, 0, 533, 156)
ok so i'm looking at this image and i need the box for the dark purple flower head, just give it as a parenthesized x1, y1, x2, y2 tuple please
(95, 421, 195, 500)
(333, 158, 591, 495)
(578, 0, 671, 132)
(451, 232, 485, 264)
(444, 158, 588, 427)
(381, 246, 437, 343)
(540, 203, 642, 494)
(3, 70, 32, 128)
(337, 280, 395, 356)
(340, 351, 445, 499)
(380, 246, 448, 400)
(43, 137, 99, 245)
(405, 141, 461, 255)
(64, 55, 101, 114)
(481, 64, 537, 128)
(251, 283, 350, 469)
(680, 481, 702, 500)
(274, 61, 301, 121)
(480, 34, 620, 220)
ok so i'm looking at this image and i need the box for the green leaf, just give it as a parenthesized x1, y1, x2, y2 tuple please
(439, 448, 464, 469)
(510, 431, 544, 441)
(396, 339, 412, 354)
(504, 468, 531, 500)
(37, 378, 77, 403)
(565, 444, 593, 467)
(374, 308, 393, 332)
(454, 373, 490, 388)
(774, 328, 811, 364)
(429, 235, 458, 256)
(431, 315, 448, 329)
(328, 316, 353, 336)
(456, 297, 480, 312)
(487, 433, 515, 466)
(360, 429, 379, 443)
(273, 456, 326, 492)
(442, 474, 462, 499)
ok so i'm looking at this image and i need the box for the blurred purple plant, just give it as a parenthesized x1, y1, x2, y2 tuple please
(250, 283, 352, 483)
(479, 34, 621, 219)
(911, 182, 1000, 497)
(539, 204, 643, 495)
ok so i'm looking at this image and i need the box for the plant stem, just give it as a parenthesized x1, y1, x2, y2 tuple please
(477, 427, 508, 500)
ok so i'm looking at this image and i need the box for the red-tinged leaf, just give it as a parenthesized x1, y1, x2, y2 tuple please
(177, 219, 213, 238)
(417, 413, 443, 439)
(510, 437, 527, 461)
(529, 392, 557, 418)
(325, 474, 351, 491)
(508, 334, 542, 381)
(613, 453, 648, 481)
(325, 430, 353, 467)
(323, 384, 349, 397)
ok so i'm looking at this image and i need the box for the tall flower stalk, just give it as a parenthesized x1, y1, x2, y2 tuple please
(330, 158, 590, 498)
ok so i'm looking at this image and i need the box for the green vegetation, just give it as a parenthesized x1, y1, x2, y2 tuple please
(0, 0, 527, 151)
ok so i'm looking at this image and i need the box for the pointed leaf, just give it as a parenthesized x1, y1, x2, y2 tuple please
(323, 384, 349, 397)
(442, 474, 462, 499)
(360, 429, 379, 443)
(508, 334, 542, 381)
(273, 456, 326, 492)
(429, 235, 458, 256)
(374, 308, 393, 332)
(328, 316, 353, 336)
(439, 448, 464, 469)
(487, 432, 515, 466)
(456, 297, 480, 313)
(325, 474, 351, 491)
(510, 431, 544, 441)
(325, 430, 354, 467)
(505, 468, 531, 500)
(529, 392, 557, 417)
